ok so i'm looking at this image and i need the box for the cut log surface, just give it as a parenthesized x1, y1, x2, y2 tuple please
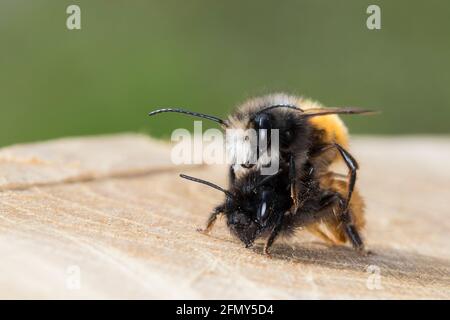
(0, 133, 449, 299)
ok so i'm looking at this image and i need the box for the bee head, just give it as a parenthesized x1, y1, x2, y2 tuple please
(179, 169, 291, 248)
(226, 169, 292, 246)
(227, 104, 303, 174)
(226, 207, 260, 248)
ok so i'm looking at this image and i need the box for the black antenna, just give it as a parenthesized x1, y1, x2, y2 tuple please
(180, 174, 233, 198)
(257, 104, 304, 114)
(149, 108, 226, 126)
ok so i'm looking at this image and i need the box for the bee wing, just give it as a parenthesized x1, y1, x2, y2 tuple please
(301, 107, 379, 117)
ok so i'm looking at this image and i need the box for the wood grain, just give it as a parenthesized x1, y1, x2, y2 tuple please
(0, 134, 449, 299)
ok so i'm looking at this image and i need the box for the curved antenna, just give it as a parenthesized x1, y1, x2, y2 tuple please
(179, 174, 233, 198)
(256, 104, 304, 115)
(149, 108, 227, 126)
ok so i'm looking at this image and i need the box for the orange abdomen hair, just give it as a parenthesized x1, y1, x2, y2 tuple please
(296, 97, 350, 149)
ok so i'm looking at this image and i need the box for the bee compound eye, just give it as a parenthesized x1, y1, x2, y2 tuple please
(257, 114, 271, 130)
(256, 201, 269, 226)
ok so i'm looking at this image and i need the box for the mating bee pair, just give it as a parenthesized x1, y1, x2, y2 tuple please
(149, 93, 374, 256)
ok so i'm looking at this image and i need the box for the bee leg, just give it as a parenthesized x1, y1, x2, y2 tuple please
(289, 155, 299, 210)
(337, 199, 365, 252)
(197, 204, 224, 234)
(228, 166, 236, 185)
(344, 222, 365, 252)
(333, 143, 358, 212)
(315, 143, 358, 212)
(332, 145, 367, 252)
(293, 192, 339, 227)
(263, 213, 284, 257)
(316, 144, 366, 252)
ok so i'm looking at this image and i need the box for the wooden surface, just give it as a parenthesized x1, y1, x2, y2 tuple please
(0, 133, 449, 299)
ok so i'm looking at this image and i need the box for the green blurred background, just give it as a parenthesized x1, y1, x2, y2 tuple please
(0, 0, 449, 147)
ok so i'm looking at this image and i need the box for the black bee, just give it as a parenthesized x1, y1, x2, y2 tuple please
(180, 165, 359, 256)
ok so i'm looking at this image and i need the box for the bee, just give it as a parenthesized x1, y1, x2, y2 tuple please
(180, 168, 292, 250)
(180, 164, 365, 256)
(149, 93, 373, 252)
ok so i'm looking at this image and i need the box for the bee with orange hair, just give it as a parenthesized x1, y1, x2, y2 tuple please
(149, 93, 374, 255)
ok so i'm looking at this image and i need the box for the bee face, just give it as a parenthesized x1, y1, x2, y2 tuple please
(225, 179, 291, 247)
(224, 189, 261, 247)
(225, 127, 258, 172)
(227, 210, 260, 247)
(227, 114, 280, 178)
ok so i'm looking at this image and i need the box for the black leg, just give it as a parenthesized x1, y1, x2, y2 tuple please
(291, 192, 340, 227)
(338, 200, 365, 251)
(334, 143, 359, 212)
(313, 144, 364, 251)
(331, 145, 366, 251)
(292, 191, 365, 251)
(263, 213, 284, 257)
(197, 204, 225, 234)
(315, 143, 358, 212)
(228, 166, 236, 185)
(289, 154, 299, 209)
(296, 161, 316, 209)
(345, 225, 364, 249)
